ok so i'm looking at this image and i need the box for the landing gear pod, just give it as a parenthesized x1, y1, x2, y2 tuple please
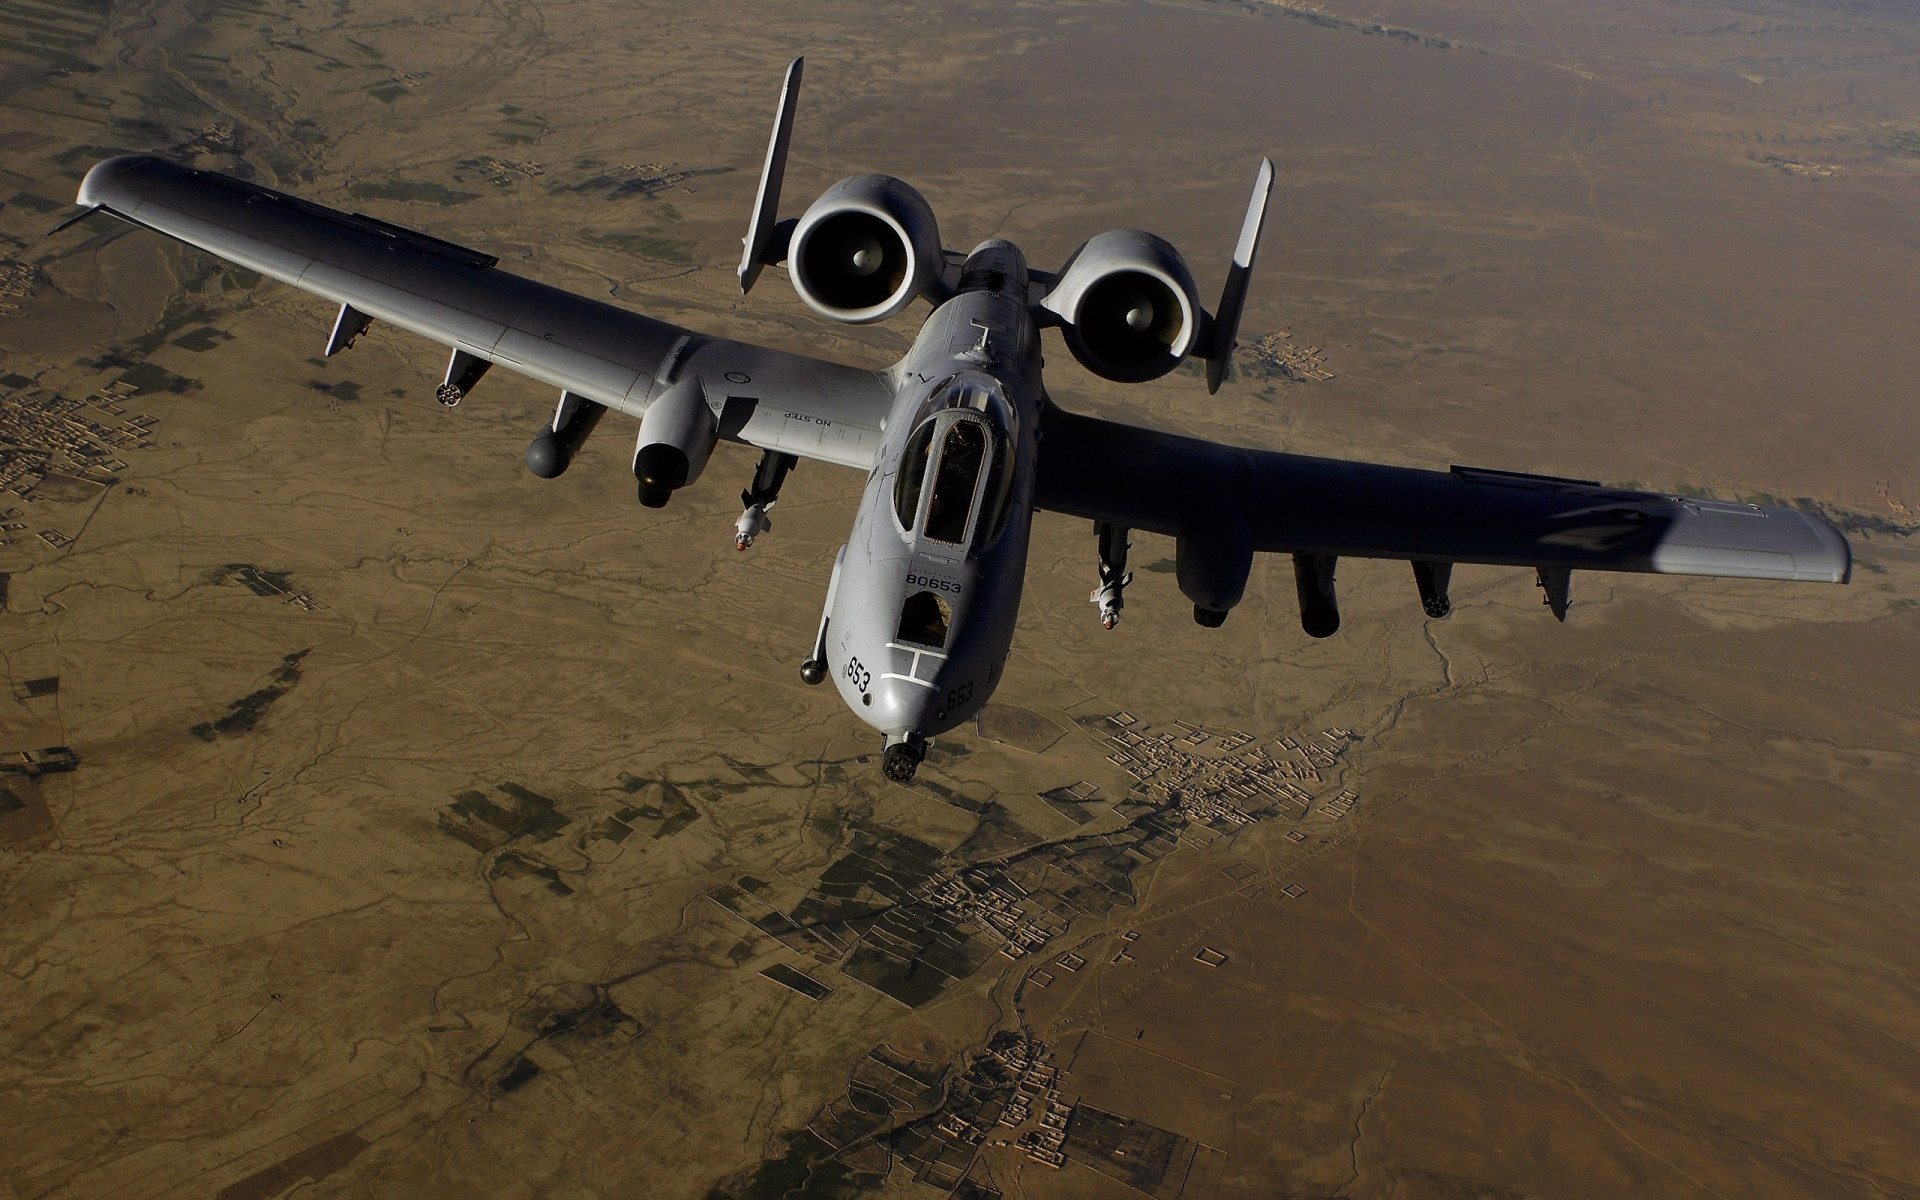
(800, 544, 846, 686)
(632, 377, 717, 508)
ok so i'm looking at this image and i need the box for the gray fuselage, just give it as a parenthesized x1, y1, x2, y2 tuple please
(824, 241, 1041, 746)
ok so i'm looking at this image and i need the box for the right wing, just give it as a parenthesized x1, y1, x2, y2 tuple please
(73, 155, 894, 469)
(1036, 404, 1850, 583)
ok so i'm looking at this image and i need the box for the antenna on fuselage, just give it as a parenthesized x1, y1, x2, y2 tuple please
(737, 56, 804, 295)
(1203, 157, 1274, 394)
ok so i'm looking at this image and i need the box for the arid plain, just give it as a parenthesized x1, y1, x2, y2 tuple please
(2, 0, 1918, 1197)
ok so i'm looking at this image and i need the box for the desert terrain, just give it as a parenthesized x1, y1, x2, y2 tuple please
(1, 0, 1917, 1197)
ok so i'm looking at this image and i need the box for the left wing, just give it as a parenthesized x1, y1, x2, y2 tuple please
(72, 155, 893, 469)
(1035, 402, 1849, 622)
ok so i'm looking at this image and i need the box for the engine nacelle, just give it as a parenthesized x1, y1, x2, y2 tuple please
(633, 377, 717, 508)
(1043, 230, 1202, 383)
(789, 175, 943, 323)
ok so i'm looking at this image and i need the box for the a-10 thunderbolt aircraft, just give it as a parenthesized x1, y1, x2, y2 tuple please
(67, 59, 1849, 782)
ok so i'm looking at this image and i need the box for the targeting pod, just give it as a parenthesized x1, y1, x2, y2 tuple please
(1294, 553, 1340, 638)
(525, 392, 606, 479)
(1178, 518, 1253, 627)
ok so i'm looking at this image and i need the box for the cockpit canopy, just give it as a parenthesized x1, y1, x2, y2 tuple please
(892, 374, 1017, 550)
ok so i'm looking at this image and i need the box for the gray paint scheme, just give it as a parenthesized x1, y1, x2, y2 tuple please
(72, 150, 1849, 774)
(823, 244, 1038, 748)
(76, 155, 893, 469)
(1034, 412, 1850, 582)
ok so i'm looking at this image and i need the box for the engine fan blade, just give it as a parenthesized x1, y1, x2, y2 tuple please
(1204, 157, 1274, 394)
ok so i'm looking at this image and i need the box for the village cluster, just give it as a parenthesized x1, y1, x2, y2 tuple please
(1103, 712, 1357, 831)
(474, 156, 544, 185)
(907, 715, 1362, 969)
(605, 161, 699, 196)
(920, 1035, 1075, 1170)
(1004, 1055, 1072, 1167)
(1247, 328, 1335, 382)
(0, 378, 157, 546)
(0, 259, 32, 317)
(0, 378, 151, 494)
(921, 871, 1058, 963)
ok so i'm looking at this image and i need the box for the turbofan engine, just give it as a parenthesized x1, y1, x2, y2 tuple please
(788, 175, 944, 323)
(1042, 230, 1202, 383)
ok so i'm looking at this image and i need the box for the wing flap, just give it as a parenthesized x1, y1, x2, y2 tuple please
(1034, 405, 1850, 584)
(76, 155, 892, 468)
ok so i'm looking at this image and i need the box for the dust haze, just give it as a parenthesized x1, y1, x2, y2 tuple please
(2, 1, 1917, 1197)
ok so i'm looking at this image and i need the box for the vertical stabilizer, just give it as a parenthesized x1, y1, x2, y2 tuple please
(738, 57, 804, 295)
(1204, 158, 1274, 394)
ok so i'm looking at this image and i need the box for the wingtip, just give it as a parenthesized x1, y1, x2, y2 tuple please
(75, 153, 158, 210)
(1787, 504, 1853, 584)
(1823, 514, 1853, 584)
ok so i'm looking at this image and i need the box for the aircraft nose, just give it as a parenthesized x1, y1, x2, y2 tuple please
(868, 675, 935, 731)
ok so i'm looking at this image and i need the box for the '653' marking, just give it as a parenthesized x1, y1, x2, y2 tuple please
(844, 656, 871, 694)
(936, 680, 974, 719)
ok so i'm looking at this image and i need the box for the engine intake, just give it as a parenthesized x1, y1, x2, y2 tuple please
(789, 175, 943, 323)
(1043, 230, 1201, 382)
